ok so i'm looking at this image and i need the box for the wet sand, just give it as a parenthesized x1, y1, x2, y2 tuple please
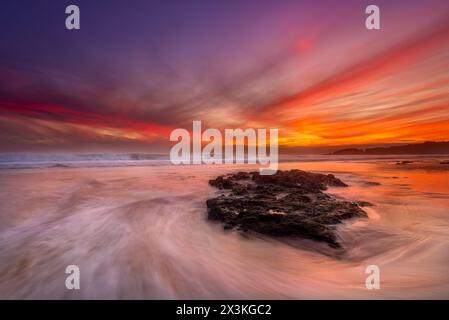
(0, 159, 449, 299)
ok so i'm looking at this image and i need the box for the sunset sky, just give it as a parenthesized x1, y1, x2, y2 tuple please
(1, 0, 449, 153)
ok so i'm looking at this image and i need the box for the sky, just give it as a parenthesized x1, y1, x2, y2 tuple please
(0, 0, 449, 153)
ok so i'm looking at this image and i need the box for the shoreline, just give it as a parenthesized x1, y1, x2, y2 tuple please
(1, 154, 449, 171)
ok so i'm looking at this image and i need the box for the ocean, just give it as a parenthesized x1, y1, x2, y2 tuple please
(0, 156, 448, 298)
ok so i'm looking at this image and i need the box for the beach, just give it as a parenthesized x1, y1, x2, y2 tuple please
(1, 157, 449, 299)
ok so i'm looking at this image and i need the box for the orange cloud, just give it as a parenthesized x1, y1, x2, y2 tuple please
(254, 18, 449, 147)
(0, 100, 173, 142)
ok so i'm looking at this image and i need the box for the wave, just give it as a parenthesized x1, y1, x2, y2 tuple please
(1, 153, 448, 170)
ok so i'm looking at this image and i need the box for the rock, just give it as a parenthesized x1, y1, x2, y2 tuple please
(364, 181, 381, 186)
(51, 163, 70, 168)
(355, 201, 375, 207)
(396, 161, 413, 165)
(208, 176, 235, 189)
(440, 161, 449, 165)
(206, 170, 367, 248)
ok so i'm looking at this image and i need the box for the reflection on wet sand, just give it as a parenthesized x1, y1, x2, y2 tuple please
(0, 158, 448, 299)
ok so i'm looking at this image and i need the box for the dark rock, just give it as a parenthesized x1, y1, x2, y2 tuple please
(206, 170, 367, 248)
(364, 181, 381, 186)
(440, 161, 449, 165)
(396, 161, 413, 165)
(208, 176, 235, 189)
(231, 185, 249, 195)
(355, 201, 375, 207)
(51, 163, 70, 168)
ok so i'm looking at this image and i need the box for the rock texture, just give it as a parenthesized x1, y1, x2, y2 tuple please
(206, 170, 368, 248)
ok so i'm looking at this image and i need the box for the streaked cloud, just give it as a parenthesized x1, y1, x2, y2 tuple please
(0, 0, 448, 152)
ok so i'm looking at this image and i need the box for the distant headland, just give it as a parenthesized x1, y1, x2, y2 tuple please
(330, 141, 449, 155)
